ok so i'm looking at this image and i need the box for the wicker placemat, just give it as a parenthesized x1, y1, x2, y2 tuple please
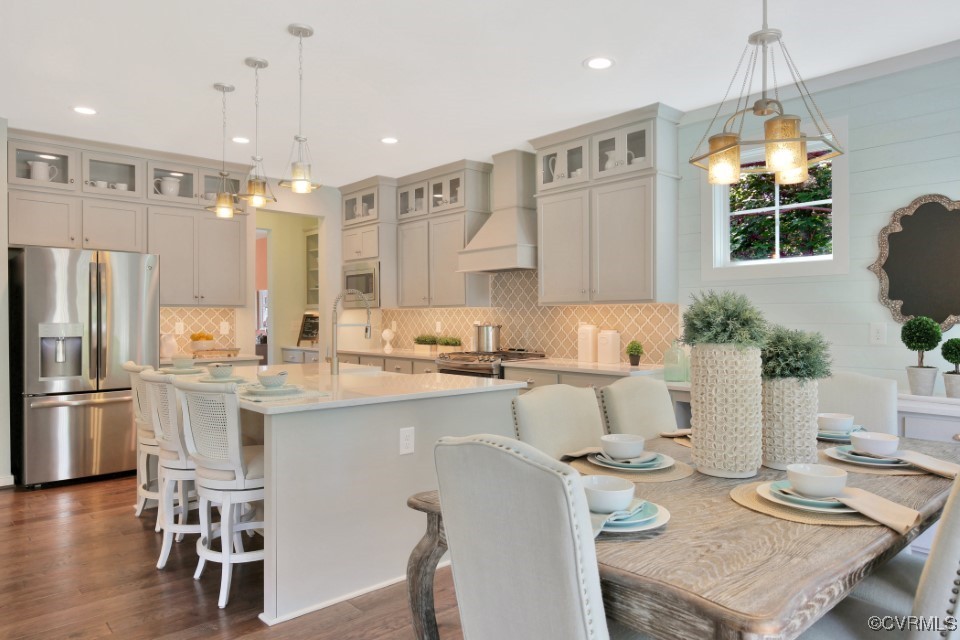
(816, 450, 926, 476)
(570, 458, 695, 483)
(729, 482, 879, 527)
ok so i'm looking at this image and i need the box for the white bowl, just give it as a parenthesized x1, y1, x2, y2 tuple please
(851, 431, 900, 456)
(817, 413, 855, 433)
(171, 354, 194, 369)
(786, 463, 847, 498)
(257, 370, 288, 388)
(600, 434, 646, 460)
(581, 475, 635, 513)
(207, 363, 233, 379)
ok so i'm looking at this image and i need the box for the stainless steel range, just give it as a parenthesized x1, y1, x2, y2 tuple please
(436, 349, 546, 378)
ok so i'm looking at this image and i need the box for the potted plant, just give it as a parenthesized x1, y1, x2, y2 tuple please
(901, 316, 942, 396)
(413, 334, 438, 355)
(682, 290, 768, 478)
(942, 338, 960, 398)
(436, 336, 462, 354)
(760, 326, 832, 470)
(625, 340, 644, 366)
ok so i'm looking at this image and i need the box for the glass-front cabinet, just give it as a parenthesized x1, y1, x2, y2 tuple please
(536, 138, 589, 191)
(147, 161, 199, 204)
(343, 188, 378, 226)
(199, 168, 244, 212)
(8, 141, 78, 191)
(398, 181, 428, 219)
(592, 122, 652, 179)
(428, 171, 465, 214)
(81, 151, 144, 197)
(306, 229, 319, 308)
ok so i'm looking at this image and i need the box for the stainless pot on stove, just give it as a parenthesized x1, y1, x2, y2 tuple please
(475, 323, 501, 352)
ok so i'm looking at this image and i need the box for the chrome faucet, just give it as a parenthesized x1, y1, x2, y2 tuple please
(331, 289, 372, 375)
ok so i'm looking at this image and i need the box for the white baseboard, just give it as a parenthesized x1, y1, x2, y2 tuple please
(0, 475, 14, 488)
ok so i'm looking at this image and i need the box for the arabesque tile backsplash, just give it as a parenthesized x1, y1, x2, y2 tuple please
(160, 307, 237, 352)
(381, 271, 680, 364)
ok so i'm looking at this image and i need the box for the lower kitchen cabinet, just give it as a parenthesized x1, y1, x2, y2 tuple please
(282, 348, 322, 364)
(503, 368, 559, 391)
(337, 353, 435, 374)
(339, 354, 360, 365)
(385, 358, 414, 374)
(9, 190, 145, 252)
(358, 356, 385, 369)
(503, 367, 623, 392)
(412, 360, 437, 374)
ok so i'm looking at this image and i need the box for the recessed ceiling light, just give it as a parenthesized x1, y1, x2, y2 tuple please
(583, 56, 614, 70)
(73, 106, 97, 115)
(381, 137, 398, 145)
(232, 136, 250, 144)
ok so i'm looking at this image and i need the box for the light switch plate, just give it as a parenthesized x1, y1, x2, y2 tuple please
(435, 321, 442, 333)
(399, 427, 415, 455)
(391, 320, 397, 332)
(869, 322, 887, 345)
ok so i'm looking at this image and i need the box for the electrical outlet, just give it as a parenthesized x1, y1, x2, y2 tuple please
(399, 427, 415, 455)
(175, 321, 185, 335)
(869, 322, 887, 346)
(435, 321, 442, 333)
(391, 320, 397, 332)
(219, 321, 230, 335)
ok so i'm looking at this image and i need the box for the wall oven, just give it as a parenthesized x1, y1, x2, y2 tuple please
(343, 262, 379, 308)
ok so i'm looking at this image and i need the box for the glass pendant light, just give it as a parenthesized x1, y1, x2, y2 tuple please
(205, 83, 239, 219)
(707, 133, 741, 185)
(279, 24, 320, 194)
(764, 114, 802, 172)
(238, 58, 277, 209)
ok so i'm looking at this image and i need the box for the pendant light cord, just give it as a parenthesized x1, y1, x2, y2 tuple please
(254, 66, 260, 159)
(221, 88, 227, 173)
(298, 34, 304, 139)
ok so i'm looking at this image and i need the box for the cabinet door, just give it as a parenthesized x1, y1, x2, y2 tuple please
(304, 351, 322, 363)
(360, 226, 379, 259)
(8, 141, 78, 191)
(147, 162, 199, 204)
(592, 178, 653, 302)
(82, 200, 146, 252)
(197, 214, 245, 306)
(398, 181, 428, 219)
(82, 151, 144, 198)
(561, 139, 589, 186)
(537, 146, 562, 191)
(429, 214, 466, 306)
(428, 172, 464, 214)
(282, 349, 305, 364)
(384, 358, 413, 374)
(8, 190, 81, 248)
(358, 356, 385, 369)
(343, 229, 362, 260)
(359, 188, 378, 223)
(592, 122, 652, 179)
(412, 360, 436, 374)
(147, 207, 198, 305)
(398, 221, 430, 307)
(538, 190, 589, 303)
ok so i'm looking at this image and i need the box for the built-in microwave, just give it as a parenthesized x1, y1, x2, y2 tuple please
(343, 262, 379, 308)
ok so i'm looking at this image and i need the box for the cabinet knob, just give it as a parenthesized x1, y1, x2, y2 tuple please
(85, 238, 89, 243)
(84, 180, 90, 185)
(525, 378, 536, 385)
(200, 295, 205, 299)
(394, 366, 402, 371)
(69, 179, 75, 183)
(424, 368, 432, 373)
(70, 236, 75, 241)
(581, 289, 586, 294)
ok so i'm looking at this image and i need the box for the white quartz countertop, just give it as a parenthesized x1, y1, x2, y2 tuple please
(501, 358, 663, 377)
(336, 347, 441, 362)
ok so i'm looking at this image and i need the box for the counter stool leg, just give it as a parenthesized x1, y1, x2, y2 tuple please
(157, 471, 177, 570)
(218, 497, 235, 608)
(175, 479, 188, 543)
(195, 496, 211, 580)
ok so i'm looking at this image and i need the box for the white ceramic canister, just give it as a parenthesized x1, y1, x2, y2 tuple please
(577, 323, 598, 363)
(597, 330, 620, 364)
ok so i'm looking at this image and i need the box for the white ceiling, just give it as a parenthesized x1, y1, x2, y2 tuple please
(2, 1, 958, 187)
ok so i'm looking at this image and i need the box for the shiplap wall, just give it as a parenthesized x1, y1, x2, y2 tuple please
(678, 56, 960, 393)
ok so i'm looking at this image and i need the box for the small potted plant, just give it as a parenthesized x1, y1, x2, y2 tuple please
(901, 316, 941, 396)
(625, 340, 644, 366)
(760, 326, 832, 470)
(942, 338, 960, 398)
(413, 334, 438, 355)
(436, 336, 462, 354)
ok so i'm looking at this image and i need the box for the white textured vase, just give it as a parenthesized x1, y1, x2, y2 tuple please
(761, 378, 819, 470)
(690, 344, 763, 478)
(906, 366, 938, 396)
(944, 373, 960, 399)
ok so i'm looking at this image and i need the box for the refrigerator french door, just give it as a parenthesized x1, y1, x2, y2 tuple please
(10, 247, 159, 485)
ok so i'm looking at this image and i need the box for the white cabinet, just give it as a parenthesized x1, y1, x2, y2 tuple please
(147, 161, 199, 204)
(81, 200, 146, 252)
(397, 181, 428, 219)
(342, 225, 380, 261)
(429, 214, 467, 306)
(147, 206, 246, 306)
(537, 190, 590, 304)
(398, 161, 491, 218)
(537, 138, 589, 192)
(343, 187, 378, 226)
(591, 122, 652, 179)
(284, 348, 322, 364)
(358, 356, 385, 369)
(9, 190, 144, 252)
(398, 221, 430, 307)
(385, 358, 414, 374)
(412, 360, 436, 374)
(81, 151, 144, 198)
(428, 171, 465, 214)
(341, 176, 398, 228)
(8, 140, 78, 191)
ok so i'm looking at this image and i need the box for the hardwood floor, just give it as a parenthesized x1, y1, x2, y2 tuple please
(0, 476, 464, 640)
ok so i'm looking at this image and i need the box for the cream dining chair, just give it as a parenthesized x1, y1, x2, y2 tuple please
(512, 384, 606, 459)
(123, 360, 161, 531)
(434, 433, 650, 640)
(600, 377, 678, 438)
(818, 371, 898, 435)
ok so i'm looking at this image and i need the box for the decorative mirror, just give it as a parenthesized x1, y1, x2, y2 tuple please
(869, 194, 960, 330)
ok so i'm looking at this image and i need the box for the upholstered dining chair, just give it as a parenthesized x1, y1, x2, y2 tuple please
(512, 384, 607, 459)
(173, 378, 264, 608)
(140, 370, 200, 570)
(818, 371, 898, 435)
(123, 361, 161, 531)
(600, 377, 678, 438)
(434, 434, 650, 640)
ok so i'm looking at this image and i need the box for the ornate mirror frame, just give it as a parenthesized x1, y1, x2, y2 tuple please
(868, 194, 960, 331)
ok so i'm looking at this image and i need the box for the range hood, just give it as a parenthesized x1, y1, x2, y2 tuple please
(458, 149, 537, 273)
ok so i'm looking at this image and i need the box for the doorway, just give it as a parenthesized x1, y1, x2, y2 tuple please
(255, 229, 270, 363)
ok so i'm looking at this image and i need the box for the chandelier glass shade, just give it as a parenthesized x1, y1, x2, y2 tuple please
(238, 57, 277, 209)
(205, 83, 240, 219)
(279, 24, 320, 194)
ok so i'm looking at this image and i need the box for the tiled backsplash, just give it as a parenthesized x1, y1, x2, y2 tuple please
(381, 271, 680, 364)
(160, 307, 237, 352)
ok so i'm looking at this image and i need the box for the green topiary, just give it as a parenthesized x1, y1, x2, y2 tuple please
(437, 336, 462, 346)
(681, 290, 768, 348)
(761, 325, 832, 381)
(414, 334, 438, 345)
(942, 338, 960, 374)
(625, 340, 644, 356)
(901, 316, 941, 367)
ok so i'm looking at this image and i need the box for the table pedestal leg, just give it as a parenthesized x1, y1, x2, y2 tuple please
(407, 513, 447, 640)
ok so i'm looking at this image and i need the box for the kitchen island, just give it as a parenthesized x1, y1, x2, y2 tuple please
(226, 363, 525, 625)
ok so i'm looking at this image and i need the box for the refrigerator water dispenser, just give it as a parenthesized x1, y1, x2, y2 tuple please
(38, 323, 83, 379)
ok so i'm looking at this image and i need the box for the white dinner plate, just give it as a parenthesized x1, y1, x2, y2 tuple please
(824, 446, 911, 468)
(756, 481, 856, 514)
(242, 384, 303, 397)
(588, 453, 675, 473)
(196, 375, 248, 384)
(159, 367, 203, 375)
(601, 504, 670, 533)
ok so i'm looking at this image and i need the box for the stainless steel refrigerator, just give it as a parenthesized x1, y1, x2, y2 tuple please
(9, 247, 159, 485)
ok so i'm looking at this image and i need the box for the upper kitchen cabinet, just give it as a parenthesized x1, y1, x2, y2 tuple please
(8, 140, 78, 191)
(199, 168, 245, 213)
(340, 176, 397, 227)
(81, 200, 146, 252)
(428, 172, 464, 214)
(147, 161, 199, 205)
(398, 160, 492, 217)
(536, 138, 589, 192)
(591, 121, 653, 179)
(537, 190, 590, 304)
(81, 151, 145, 198)
(397, 181, 428, 220)
(9, 190, 145, 252)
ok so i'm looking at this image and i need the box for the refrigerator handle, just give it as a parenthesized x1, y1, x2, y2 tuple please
(89, 260, 98, 384)
(99, 261, 107, 381)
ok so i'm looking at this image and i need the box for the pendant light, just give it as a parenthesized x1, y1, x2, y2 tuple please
(238, 57, 277, 209)
(688, 0, 843, 186)
(206, 83, 239, 219)
(279, 23, 320, 194)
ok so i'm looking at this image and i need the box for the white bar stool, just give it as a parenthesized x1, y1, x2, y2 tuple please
(123, 361, 161, 532)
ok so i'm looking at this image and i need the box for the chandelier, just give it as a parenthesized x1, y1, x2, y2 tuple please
(688, 0, 843, 186)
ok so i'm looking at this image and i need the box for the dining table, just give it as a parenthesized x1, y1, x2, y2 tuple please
(405, 436, 960, 639)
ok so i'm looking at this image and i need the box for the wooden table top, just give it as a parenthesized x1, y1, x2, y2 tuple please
(409, 437, 959, 639)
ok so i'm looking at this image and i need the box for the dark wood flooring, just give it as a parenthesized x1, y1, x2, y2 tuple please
(0, 476, 464, 639)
